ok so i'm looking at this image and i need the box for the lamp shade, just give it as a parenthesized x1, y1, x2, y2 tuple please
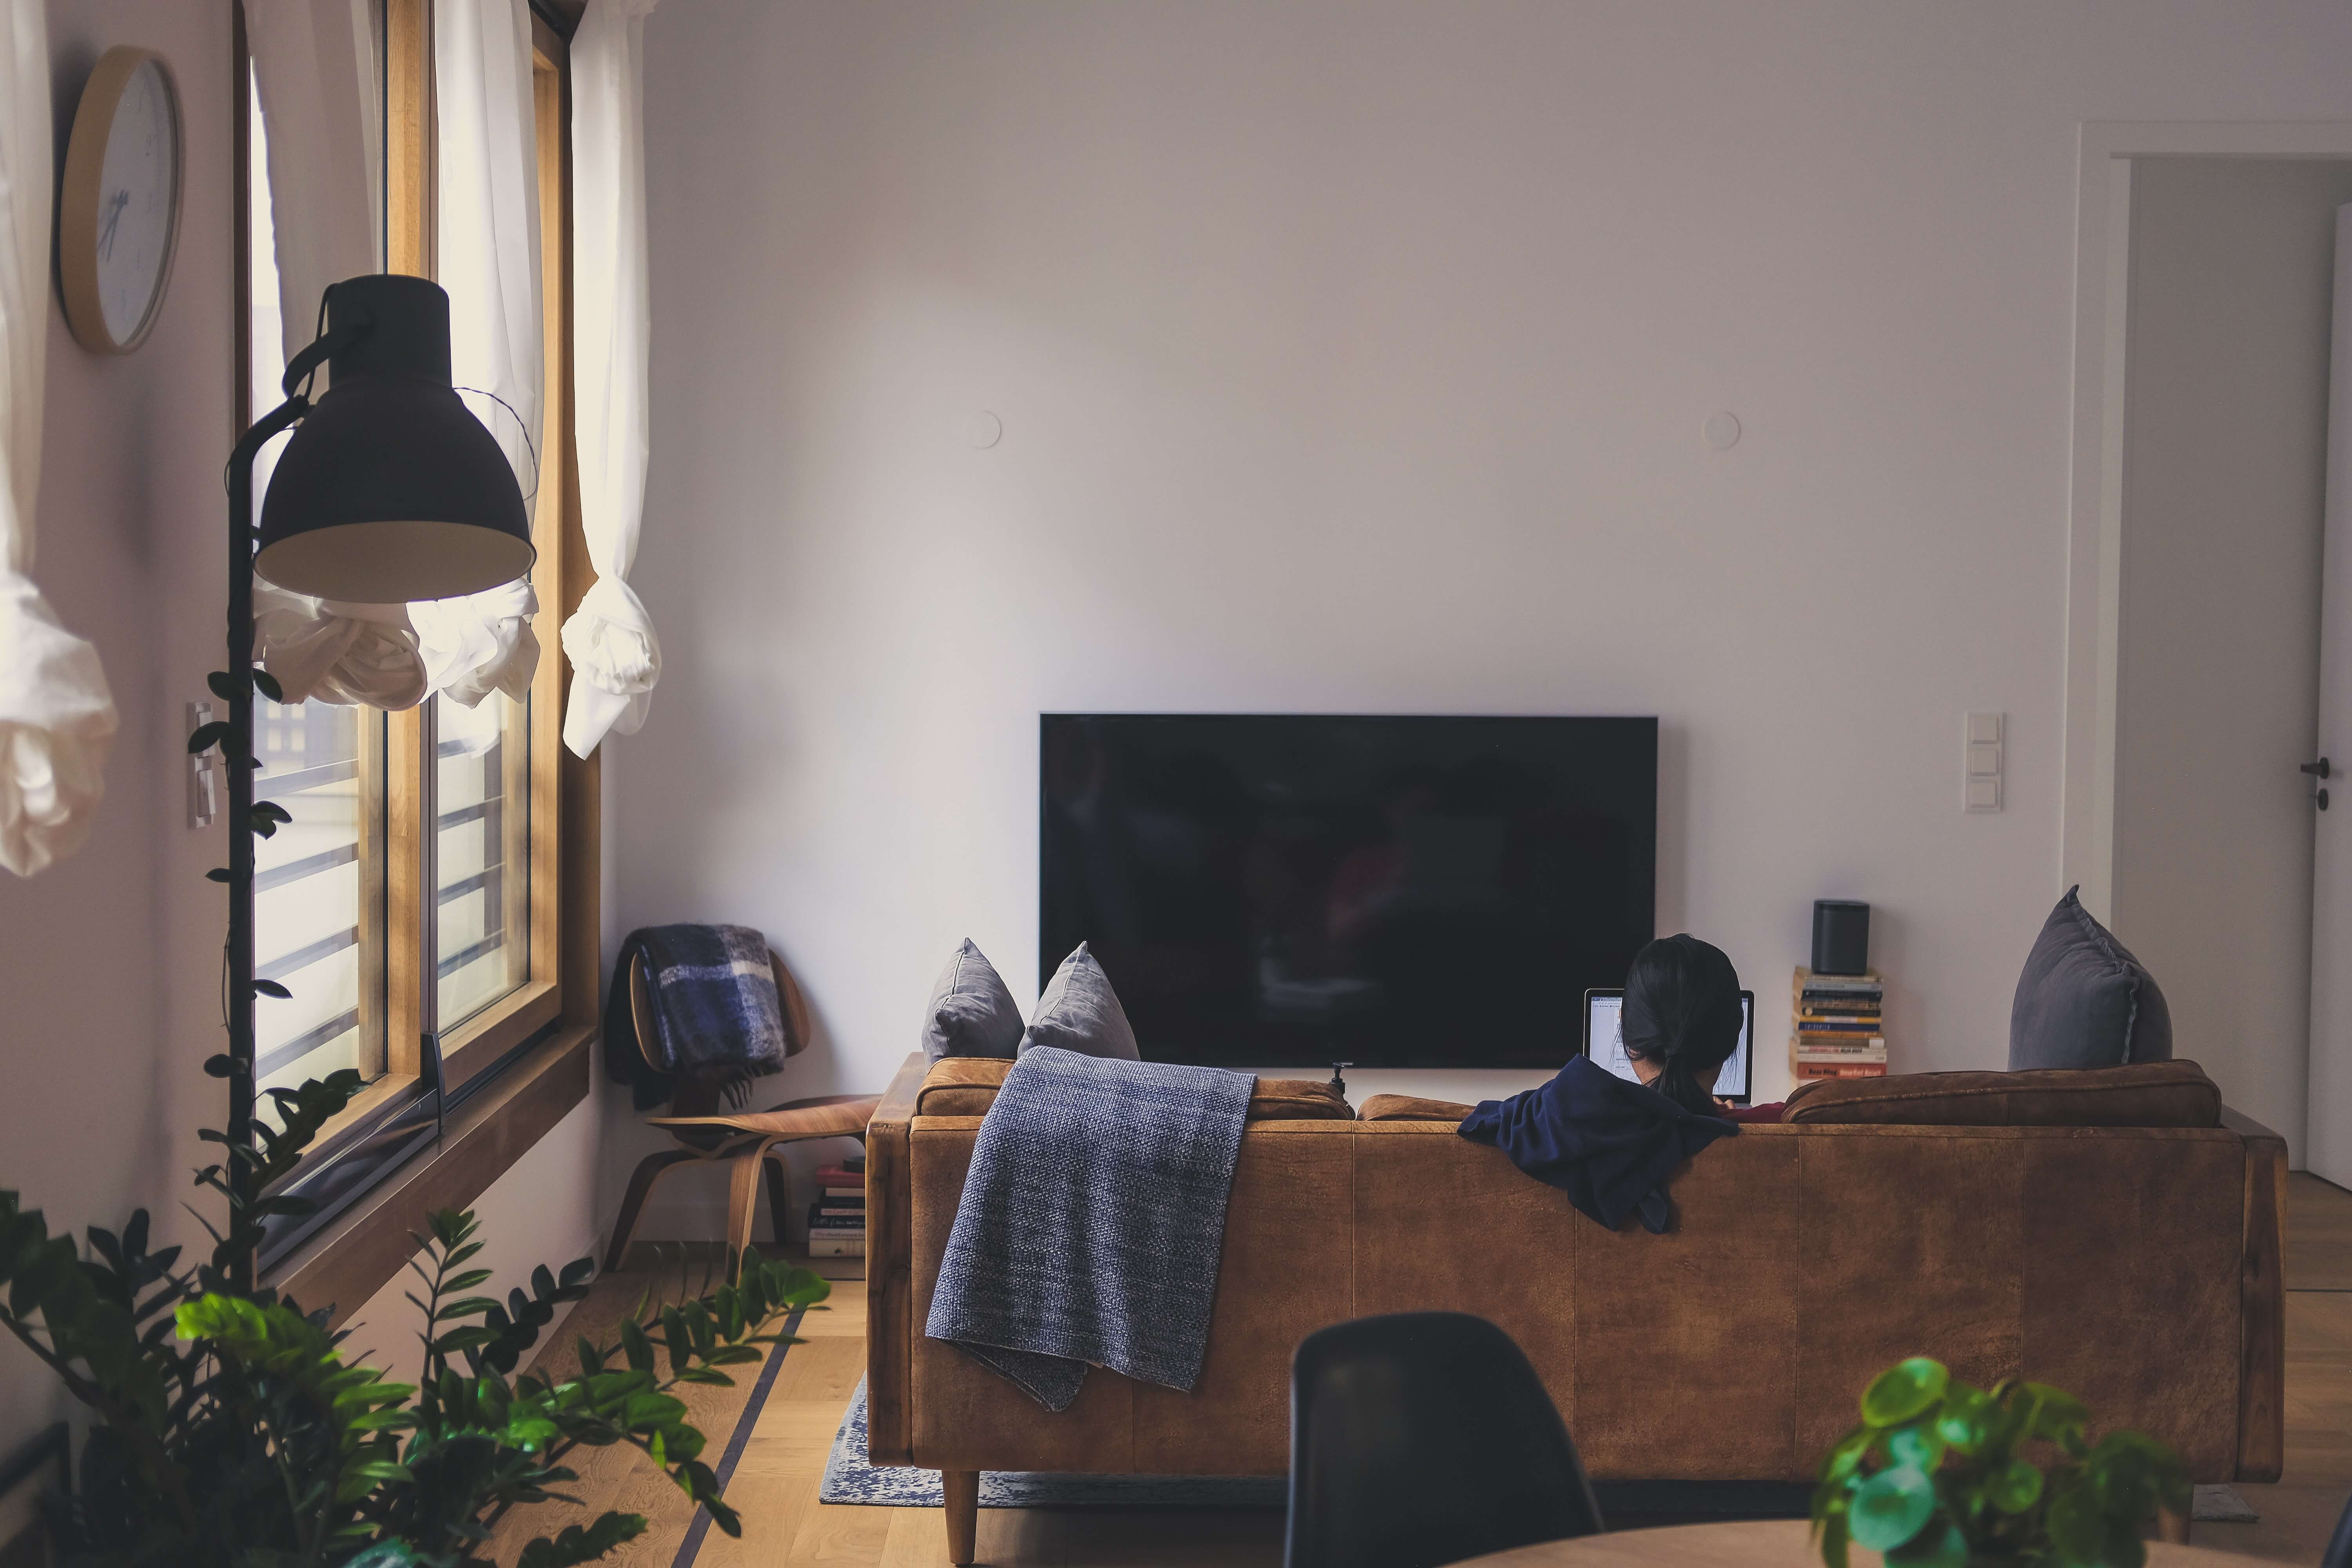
(255, 274, 534, 602)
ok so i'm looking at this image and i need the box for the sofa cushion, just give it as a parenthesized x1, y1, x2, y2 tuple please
(1019, 943, 1142, 1060)
(915, 1058, 1351, 1121)
(1782, 1059, 2219, 1127)
(921, 940, 1025, 1063)
(1358, 1093, 1475, 1123)
(2008, 887, 2174, 1069)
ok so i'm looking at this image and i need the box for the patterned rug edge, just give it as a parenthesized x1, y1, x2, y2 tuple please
(818, 1377, 1285, 1509)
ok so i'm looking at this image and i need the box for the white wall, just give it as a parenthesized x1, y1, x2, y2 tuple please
(608, 0, 2352, 1230)
(2110, 158, 2352, 1162)
(0, 0, 239, 1452)
(0, 0, 603, 1460)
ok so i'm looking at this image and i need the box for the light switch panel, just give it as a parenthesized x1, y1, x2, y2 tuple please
(1965, 712, 2004, 812)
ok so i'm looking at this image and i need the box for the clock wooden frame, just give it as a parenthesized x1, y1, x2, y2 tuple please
(58, 45, 184, 356)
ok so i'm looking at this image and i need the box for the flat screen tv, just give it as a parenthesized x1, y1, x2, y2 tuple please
(1040, 714, 1657, 1069)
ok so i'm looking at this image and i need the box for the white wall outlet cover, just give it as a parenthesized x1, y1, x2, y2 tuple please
(1703, 411, 1741, 450)
(969, 410, 1004, 449)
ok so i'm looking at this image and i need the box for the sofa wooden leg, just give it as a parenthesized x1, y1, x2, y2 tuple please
(2156, 1503, 2190, 1544)
(942, 1469, 978, 1564)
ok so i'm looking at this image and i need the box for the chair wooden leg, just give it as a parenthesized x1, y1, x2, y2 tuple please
(762, 1151, 791, 1248)
(2157, 1504, 2191, 1544)
(605, 1149, 697, 1273)
(725, 1147, 766, 1275)
(942, 1469, 978, 1565)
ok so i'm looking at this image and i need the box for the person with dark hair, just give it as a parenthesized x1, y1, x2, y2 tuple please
(1619, 932, 1751, 1116)
(1457, 933, 1773, 1232)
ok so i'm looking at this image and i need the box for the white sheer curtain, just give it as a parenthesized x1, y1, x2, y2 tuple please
(246, 0, 429, 710)
(244, 0, 380, 368)
(424, 0, 541, 708)
(0, 0, 117, 877)
(561, 0, 661, 758)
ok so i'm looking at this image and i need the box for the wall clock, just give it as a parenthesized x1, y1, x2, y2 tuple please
(58, 47, 184, 356)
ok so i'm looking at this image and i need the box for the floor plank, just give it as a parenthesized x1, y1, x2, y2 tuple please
(2289, 1172, 2352, 1291)
(483, 1183, 2352, 1567)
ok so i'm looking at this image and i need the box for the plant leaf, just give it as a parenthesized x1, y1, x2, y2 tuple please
(1860, 1359, 1949, 1428)
(1847, 1465, 1936, 1553)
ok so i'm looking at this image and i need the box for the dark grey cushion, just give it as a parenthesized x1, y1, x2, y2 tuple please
(922, 940, 1025, 1062)
(2007, 887, 2174, 1070)
(1019, 943, 1141, 1061)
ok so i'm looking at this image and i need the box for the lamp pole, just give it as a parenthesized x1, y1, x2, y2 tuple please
(223, 395, 307, 1294)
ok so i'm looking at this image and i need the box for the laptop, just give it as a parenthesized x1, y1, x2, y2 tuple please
(1581, 988, 1754, 1105)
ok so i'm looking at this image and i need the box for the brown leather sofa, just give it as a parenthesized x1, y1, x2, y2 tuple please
(864, 1054, 2285, 1564)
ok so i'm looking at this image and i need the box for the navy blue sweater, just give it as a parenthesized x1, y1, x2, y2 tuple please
(1457, 1056, 1737, 1234)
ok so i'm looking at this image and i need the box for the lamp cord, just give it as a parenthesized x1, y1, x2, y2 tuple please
(452, 385, 542, 506)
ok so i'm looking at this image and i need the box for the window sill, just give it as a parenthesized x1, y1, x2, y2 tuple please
(267, 1022, 596, 1325)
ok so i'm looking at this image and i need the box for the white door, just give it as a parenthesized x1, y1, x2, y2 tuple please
(2306, 205, 2352, 1186)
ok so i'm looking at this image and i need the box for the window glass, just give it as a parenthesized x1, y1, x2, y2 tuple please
(435, 688, 529, 1028)
(254, 700, 387, 1096)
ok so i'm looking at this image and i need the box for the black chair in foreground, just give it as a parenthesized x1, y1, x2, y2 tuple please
(1285, 1311, 1604, 1568)
(2324, 1487, 2352, 1568)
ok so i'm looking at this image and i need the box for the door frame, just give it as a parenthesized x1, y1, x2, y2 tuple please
(2061, 121, 2352, 924)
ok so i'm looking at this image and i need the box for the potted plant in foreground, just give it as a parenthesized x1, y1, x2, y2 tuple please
(0, 1067, 828, 1565)
(1812, 1356, 2190, 1568)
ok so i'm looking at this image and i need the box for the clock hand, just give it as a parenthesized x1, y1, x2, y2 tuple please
(99, 191, 129, 261)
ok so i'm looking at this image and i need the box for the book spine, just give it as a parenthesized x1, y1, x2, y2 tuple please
(807, 1237, 866, 1257)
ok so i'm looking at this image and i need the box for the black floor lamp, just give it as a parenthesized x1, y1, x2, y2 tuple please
(208, 274, 532, 1289)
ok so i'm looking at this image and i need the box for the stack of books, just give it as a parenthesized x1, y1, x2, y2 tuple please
(1791, 967, 1887, 1080)
(806, 1154, 866, 1258)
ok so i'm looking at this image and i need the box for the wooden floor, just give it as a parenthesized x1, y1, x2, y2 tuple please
(490, 1176, 2352, 1567)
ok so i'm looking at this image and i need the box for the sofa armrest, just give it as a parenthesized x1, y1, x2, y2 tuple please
(865, 1051, 927, 1465)
(2220, 1104, 2288, 1481)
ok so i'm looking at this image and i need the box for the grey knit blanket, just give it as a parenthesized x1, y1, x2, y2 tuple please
(922, 1046, 1255, 1411)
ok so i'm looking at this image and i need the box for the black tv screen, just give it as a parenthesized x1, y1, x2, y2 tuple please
(1040, 714, 1657, 1069)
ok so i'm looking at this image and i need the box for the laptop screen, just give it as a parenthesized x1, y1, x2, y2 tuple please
(1583, 989, 1753, 1105)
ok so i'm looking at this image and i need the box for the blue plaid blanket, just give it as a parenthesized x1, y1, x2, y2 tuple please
(922, 1046, 1254, 1410)
(604, 924, 788, 1109)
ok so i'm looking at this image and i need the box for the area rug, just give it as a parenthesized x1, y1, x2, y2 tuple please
(818, 1377, 1285, 1509)
(817, 1379, 2260, 1523)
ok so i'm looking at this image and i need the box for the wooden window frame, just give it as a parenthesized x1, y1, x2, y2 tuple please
(242, 0, 603, 1324)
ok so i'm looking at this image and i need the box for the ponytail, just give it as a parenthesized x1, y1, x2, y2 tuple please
(1620, 934, 1744, 1116)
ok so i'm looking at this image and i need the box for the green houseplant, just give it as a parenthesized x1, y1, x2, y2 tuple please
(0, 1067, 829, 1566)
(1811, 1357, 2190, 1568)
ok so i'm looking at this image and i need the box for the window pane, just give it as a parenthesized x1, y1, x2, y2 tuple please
(255, 701, 386, 1095)
(436, 689, 529, 1028)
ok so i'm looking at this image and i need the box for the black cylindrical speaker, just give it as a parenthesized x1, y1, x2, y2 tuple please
(1812, 900, 1871, 976)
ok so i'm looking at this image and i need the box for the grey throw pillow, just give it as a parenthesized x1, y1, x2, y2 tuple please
(922, 940, 1025, 1062)
(1019, 942, 1141, 1061)
(2007, 887, 2174, 1070)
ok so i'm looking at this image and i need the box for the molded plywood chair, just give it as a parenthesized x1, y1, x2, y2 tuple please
(603, 948, 880, 1271)
(1285, 1311, 1604, 1568)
